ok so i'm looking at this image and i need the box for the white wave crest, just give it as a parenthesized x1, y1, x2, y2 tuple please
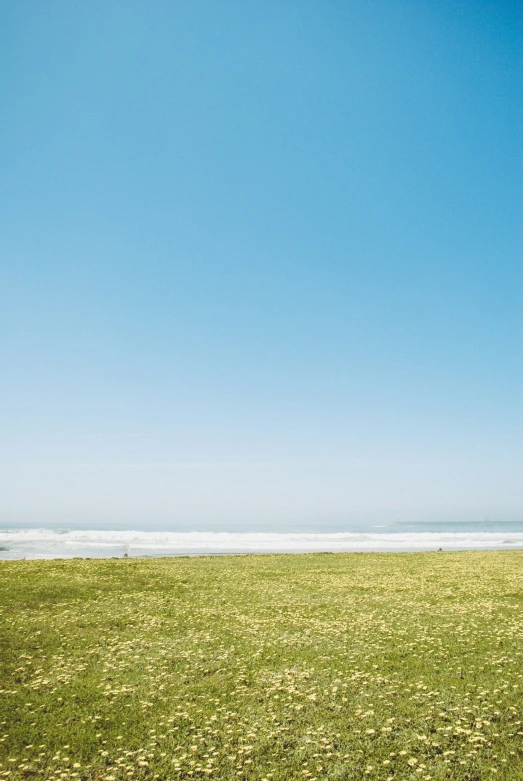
(1, 528, 523, 559)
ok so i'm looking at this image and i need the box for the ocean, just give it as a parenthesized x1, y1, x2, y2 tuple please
(1, 521, 522, 559)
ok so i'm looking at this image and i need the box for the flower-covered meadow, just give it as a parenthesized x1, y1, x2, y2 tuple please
(1, 551, 522, 780)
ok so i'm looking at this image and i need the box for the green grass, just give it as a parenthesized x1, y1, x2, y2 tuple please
(1, 551, 523, 780)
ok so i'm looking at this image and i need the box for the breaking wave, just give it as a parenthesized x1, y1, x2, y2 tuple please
(1, 528, 523, 559)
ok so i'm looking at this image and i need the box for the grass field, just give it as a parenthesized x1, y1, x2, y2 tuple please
(1, 551, 522, 780)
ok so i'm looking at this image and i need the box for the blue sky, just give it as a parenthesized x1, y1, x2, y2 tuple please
(1, 1, 522, 530)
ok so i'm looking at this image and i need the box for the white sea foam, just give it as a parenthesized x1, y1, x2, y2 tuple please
(1, 528, 523, 559)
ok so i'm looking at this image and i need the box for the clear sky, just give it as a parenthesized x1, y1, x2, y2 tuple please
(1, 1, 522, 530)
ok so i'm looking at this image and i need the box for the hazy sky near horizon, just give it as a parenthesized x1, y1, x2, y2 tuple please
(1, 1, 522, 530)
